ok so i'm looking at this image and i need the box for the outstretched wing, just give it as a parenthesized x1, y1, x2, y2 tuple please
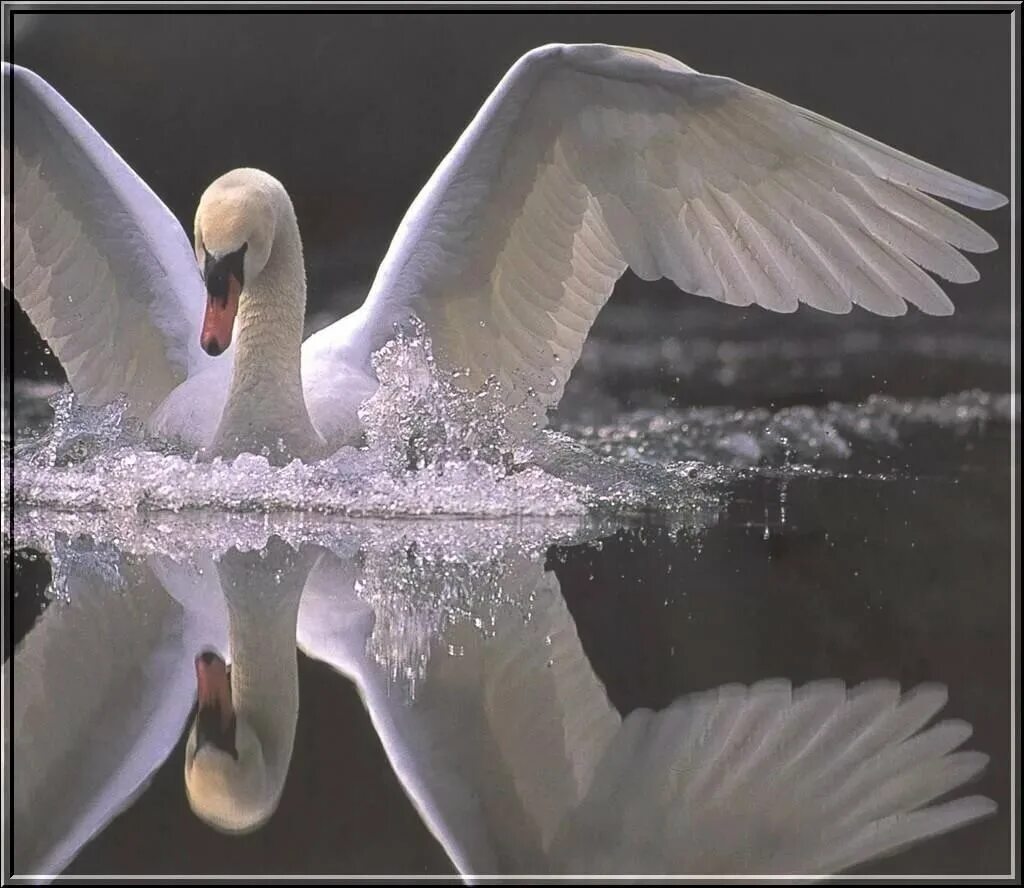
(3, 64, 214, 418)
(350, 43, 1005, 414)
(550, 679, 994, 875)
(7, 544, 221, 879)
(298, 544, 994, 877)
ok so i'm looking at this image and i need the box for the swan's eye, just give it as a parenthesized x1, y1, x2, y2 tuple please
(204, 243, 248, 307)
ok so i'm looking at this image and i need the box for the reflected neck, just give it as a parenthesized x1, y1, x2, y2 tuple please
(218, 544, 315, 799)
(229, 590, 301, 782)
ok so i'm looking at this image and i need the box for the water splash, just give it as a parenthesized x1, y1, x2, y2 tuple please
(43, 534, 129, 606)
(10, 328, 587, 516)
(356, 540, 536, 699)
(359, 318, 543, 473)
(9, 327, 730, 517)
(12, 446, 595, 517)
(8, 318, 1012, 516)
(15, 388, 152, 468)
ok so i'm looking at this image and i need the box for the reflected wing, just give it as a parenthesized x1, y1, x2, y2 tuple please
(2, 64, 213, 418)
(551, 679, 994, 875)
(471, 564, 620, 865)
(7, 545, 217, 878)
(148, 552, 231, 656)
(295, 550, 505, 871)
(298, 549, 619, 875)
(352, 44, 1005, 414)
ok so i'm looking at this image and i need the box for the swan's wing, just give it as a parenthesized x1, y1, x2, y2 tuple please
(295, 548, 375, 675)
(550, 679, 994, 876)
(387, 557, 621, 874)
(351, 43, 1006, 414)
(471, 563, 621, 867)
(2, 64, 213, 418)
(7, 545, 215, 879)
(297, 551, 619, 876)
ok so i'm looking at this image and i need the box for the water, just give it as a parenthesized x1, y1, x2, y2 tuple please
(5, 296, 1013, 877)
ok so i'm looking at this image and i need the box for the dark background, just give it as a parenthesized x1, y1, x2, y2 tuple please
(6, 10, 1013, 387)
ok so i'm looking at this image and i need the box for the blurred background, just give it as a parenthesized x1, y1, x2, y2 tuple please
(5, 10, 1012, 402)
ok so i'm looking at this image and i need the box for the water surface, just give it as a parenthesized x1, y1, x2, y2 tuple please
(6, 296, 1013, 878)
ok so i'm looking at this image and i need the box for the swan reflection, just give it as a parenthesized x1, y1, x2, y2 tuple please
(181, 540, 316, 834)
(9, 516, 994, 878)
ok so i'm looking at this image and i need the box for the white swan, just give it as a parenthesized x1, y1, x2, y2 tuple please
(9, 527, 996, 878)
(4, 45, 1007, 463)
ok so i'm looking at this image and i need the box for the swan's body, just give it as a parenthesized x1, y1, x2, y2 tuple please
(3, 45, 1006, 463)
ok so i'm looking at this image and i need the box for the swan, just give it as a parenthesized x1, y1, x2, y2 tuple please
(183, 538, 321, 833)
(4, 44, 1007, 463)
(9, 524, 998, 878)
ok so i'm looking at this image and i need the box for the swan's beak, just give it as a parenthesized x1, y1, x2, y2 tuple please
(195, 651, 237, 759)
(200, 247, 245, 357)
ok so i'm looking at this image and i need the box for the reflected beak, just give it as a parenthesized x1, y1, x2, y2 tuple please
(200, 245, 246, 357)
(195, 651, 237, 759)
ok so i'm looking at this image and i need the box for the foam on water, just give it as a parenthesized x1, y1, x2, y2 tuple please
(9, 323, 586, 516)
(9, 319, 1011, 517)
(14, 438, 597, 516)
(560, 390, 1014, 470)
(9, 331, 723, 518)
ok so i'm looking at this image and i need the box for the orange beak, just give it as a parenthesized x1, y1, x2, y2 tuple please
(200, 272, 241, 357)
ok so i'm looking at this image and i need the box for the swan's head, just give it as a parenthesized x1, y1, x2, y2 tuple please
(183, 651, 278, 834)
(194, 168, 291, 356)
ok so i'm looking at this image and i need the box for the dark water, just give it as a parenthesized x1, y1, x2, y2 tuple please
(6, 266, 1015, 880)
(6, 411, 1012, 877)
(6, 256, 1016, 880)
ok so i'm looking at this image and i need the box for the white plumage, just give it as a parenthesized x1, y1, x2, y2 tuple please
(3, 44, 1006, 460)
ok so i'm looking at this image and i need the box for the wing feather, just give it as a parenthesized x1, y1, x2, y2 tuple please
(3, 64, 212, 418)
(352, 44, 1004, 416)
(548, 679, 994, 875)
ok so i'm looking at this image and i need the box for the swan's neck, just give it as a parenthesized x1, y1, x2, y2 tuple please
(229, 590, 301, 786)
(219, 545, 313, 797)
(213, 221, 322, 462)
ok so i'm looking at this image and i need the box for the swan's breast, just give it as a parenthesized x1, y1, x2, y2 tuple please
(148, 365, 231, 450)
(301, 325, 379, 450)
